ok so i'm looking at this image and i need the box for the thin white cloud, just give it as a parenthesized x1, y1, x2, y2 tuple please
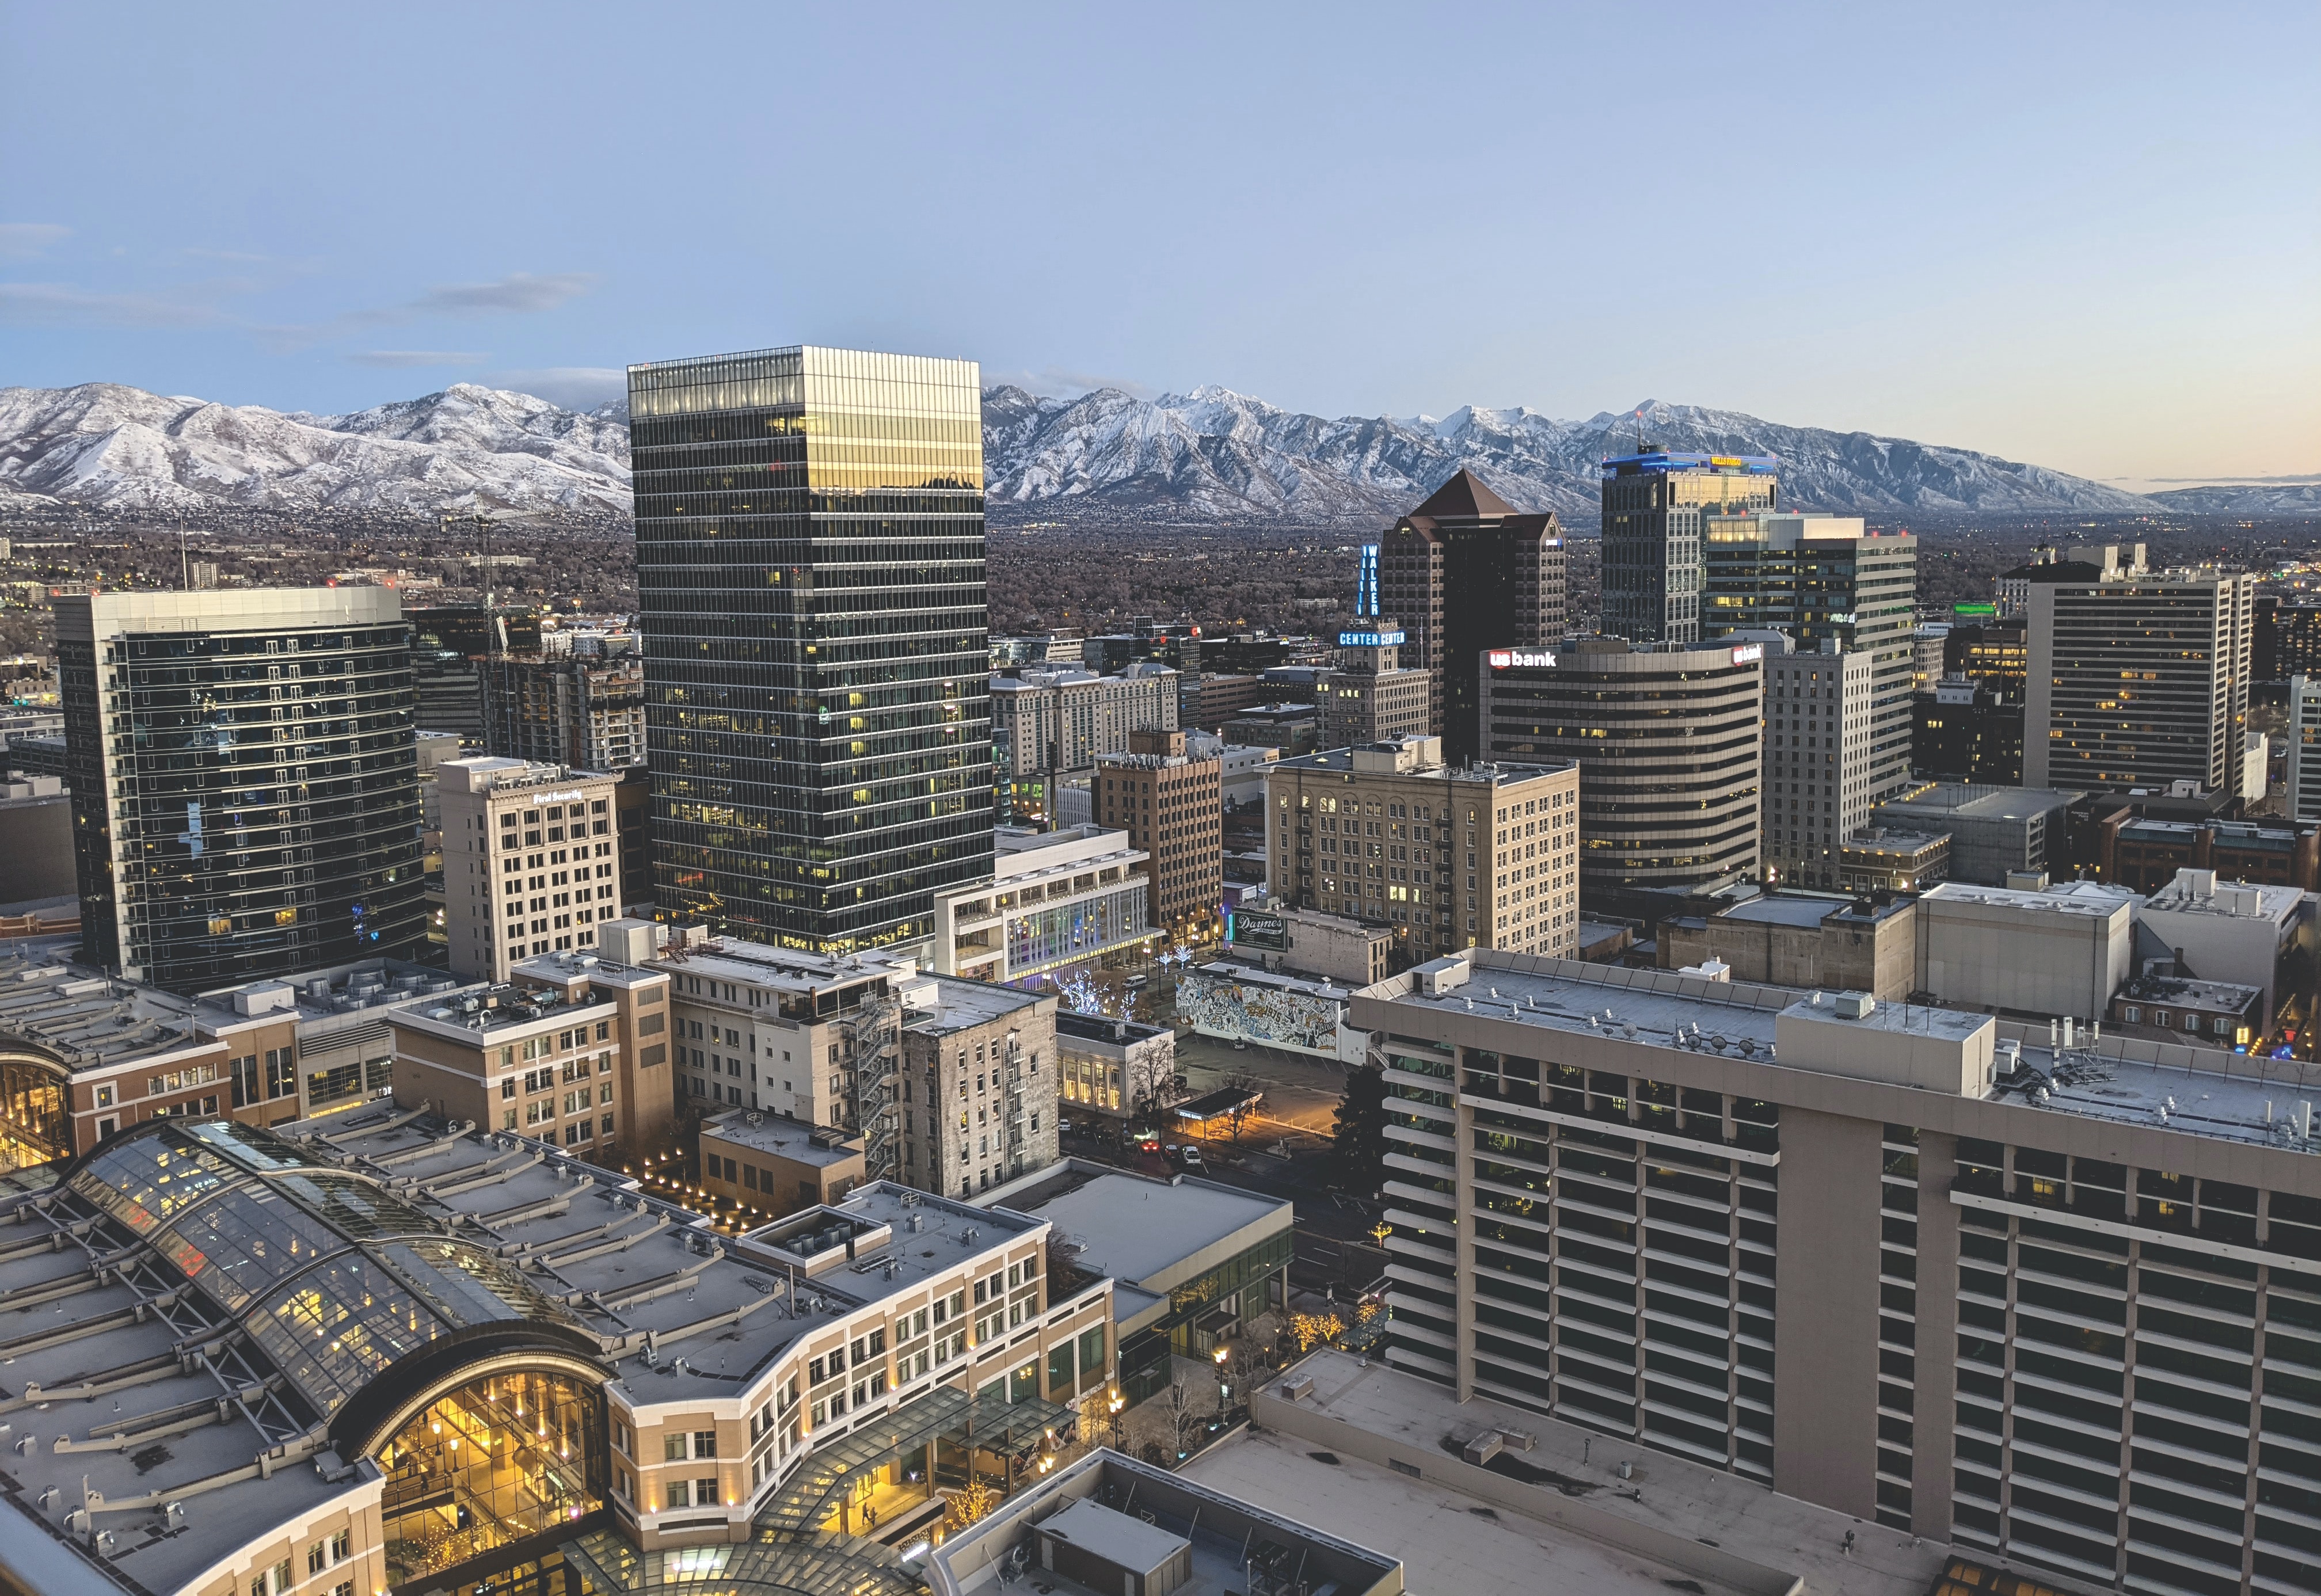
(347, 349, 489, 368)
(486, 366, 626, 409)
(0, 281, 225, 328)
(0, 223, 70, 258)
(413, 272, 596, 315)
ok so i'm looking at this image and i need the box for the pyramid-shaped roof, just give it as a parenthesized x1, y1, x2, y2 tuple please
(1409, 468, 1515, 520)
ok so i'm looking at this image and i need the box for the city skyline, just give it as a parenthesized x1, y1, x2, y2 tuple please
(0, 4, 2312, 491)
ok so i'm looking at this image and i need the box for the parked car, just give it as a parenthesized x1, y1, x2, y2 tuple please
(1125, 973, 1150, 988)
(1178, 1145, 1205, 1169)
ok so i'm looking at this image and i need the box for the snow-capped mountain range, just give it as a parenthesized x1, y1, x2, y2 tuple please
(0, 383, 632, 516)
(0, 380, 2299, 525)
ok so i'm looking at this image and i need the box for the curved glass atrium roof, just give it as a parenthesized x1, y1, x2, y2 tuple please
(66, 1119, 581, 1421)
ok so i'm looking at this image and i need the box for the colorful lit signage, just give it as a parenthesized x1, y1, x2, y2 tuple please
(1730, 644, 1765, 665)
(1951, 602, 1997, 618)
(1487, 649, 1557, 669)
(1226, 908, 1289, 952)
(1339, 630, 1405, 647)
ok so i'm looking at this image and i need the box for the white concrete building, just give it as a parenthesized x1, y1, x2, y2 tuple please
(932, 823, 1154, 982)
(2138, 867, 2309, 1029)
(2025, 565, 2255, 794)
(1913, 879, 2141, 1022)
(988, 661, 1178, 780)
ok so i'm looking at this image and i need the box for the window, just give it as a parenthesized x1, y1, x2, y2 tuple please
(693, 1430, 718, 1458)
(665, 1479, 691, 1509)
(696, 1475, 718, 1506)
(664, 1433, 688, 1461)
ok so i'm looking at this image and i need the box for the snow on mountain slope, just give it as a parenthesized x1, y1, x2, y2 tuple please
(0, 383, 630, 514)
(980, 389, 2160, 523)
(0, 379, 2250, 525)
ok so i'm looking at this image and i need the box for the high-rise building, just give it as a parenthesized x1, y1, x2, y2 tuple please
(1763, 646, 1877, 891)
(2286, 677, 2321, 823)
(627, 345, 991, 955)
(1997, 541, 2147, 616)
(1376, 471, 1567, 763)
(1911, 680, 2025, 784)
(1321, 625, 1432, 748)
(1600, 448, 1777, 645)
(1095, 729, 1222, 942)
(437, 756, 624, 981)
(1478, 638, 1763, 915)
(481, 653, 646, 771)
(408, 604, 543, 742)
(988, 660, 1178, 819)
(1357, 947, 2321, 1591)
(1263, 734, 1579, 962)
(1702, 512, 1917, 807)
(2257, 596, 2321, 684)
(2024, 567, 2256, 795)
(56, 588, 427, 994)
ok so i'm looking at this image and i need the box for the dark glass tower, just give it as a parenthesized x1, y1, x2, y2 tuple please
(627, 346, 992, 954)
(1600, 449, 1778, 643)
(56, 588, 428, 993)
(1376, 470, 1567, 765)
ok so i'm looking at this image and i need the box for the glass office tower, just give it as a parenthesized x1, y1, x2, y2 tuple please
(628, 346, 992, 954)
(1600, 450, 1778, 643)
(56, 588, 428, 993)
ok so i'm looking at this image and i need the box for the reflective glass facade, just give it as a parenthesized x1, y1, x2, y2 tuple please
(0, 1053, 67, 1172)
(58, 592, 428, 993)
(1002, 883, 1148, 974)
(379, 1368, 605, 1589)
(63, 1119, 587, 1422)
(629, 346, 992, 954)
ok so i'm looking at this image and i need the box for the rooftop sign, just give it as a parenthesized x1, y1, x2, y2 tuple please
(1487, 649, 1557, 669)
(1339, 629, 1405, 647)
(1730, 644, 1764, 665)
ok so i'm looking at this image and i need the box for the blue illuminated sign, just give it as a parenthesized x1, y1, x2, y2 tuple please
(1338, 630, 1406, 647)
(1355, 544, 1380, 618)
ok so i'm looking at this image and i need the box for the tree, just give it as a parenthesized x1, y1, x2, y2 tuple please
(1125, 1036, 1184, 1123)
(1163, 1369, 1208, 1458)
(1220, 1069, 1264, 1144)
(1329, 1062, 1390, 1194)
(944, 1479, 1001, 1531)
(1289, 1311, 1345, 1353)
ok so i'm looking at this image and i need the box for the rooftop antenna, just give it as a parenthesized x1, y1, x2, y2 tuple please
(1633, 408, 1644, 454)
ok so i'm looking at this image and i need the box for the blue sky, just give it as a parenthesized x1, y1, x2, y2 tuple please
(2, 1, 2314, 489)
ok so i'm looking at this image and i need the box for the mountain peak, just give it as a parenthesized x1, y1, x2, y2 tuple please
(0, 377, 2216, 524)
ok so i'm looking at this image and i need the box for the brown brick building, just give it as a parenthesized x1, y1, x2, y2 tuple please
(1097, 729, 1223, 942)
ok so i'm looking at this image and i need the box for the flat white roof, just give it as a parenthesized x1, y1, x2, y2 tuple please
(1037, 1497, 1189, 1573)
(1920, 881, 2137, 917)
(1003, 1170, 1287, 1288)
(1192, 1349, 1943, 1596)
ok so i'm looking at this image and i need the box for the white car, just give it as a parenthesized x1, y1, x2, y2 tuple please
(1178, 1145, 1205, 1169)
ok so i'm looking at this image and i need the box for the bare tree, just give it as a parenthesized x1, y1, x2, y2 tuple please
(1220, 1069, 1264, 1144)
(1163, 1368, 1209, 1460)
(1125, 1038, 1185, 1122)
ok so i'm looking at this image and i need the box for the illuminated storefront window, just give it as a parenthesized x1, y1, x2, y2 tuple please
(377, 1368, 604, 1587)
